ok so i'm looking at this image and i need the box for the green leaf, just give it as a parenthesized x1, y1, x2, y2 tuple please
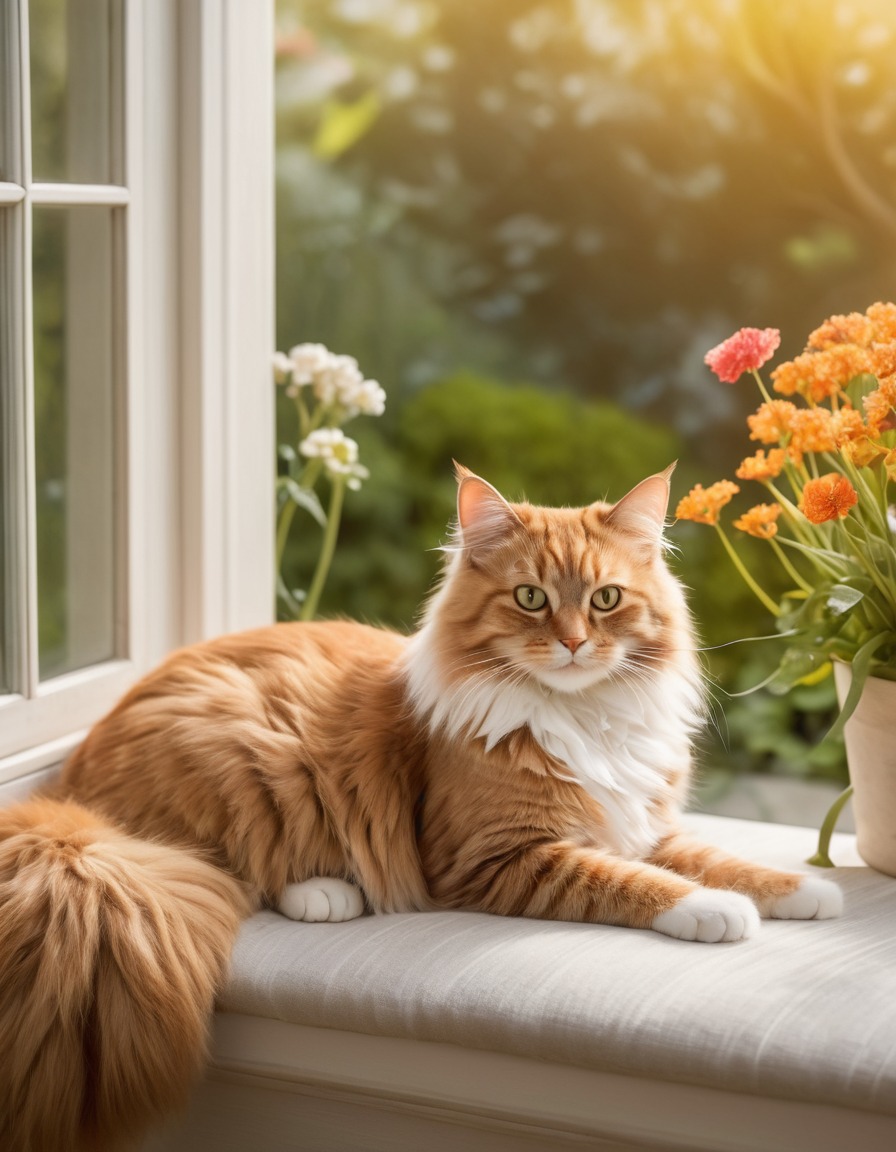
(826, 583, 865, 615)
(313, 91, 381, 160)
(807, 784, 854, 868)
(767, 646, 832, 694)
(824, 632, 893, 742)
(281, 479, 327, 528)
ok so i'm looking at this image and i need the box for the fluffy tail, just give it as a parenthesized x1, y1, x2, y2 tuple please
(0, 797, 250, 1152)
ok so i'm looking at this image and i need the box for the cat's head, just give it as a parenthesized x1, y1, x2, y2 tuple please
(420, 463, 694, 697)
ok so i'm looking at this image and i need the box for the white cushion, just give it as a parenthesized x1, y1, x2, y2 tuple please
(219, 814, 895, 1117)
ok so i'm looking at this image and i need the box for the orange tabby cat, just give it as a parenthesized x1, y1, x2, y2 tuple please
(0, 464, 841, 1151)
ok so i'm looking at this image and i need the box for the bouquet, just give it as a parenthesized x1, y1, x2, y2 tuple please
(677, 302, 896, 861)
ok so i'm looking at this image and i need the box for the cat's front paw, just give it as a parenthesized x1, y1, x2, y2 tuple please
(762, 876, 843, 921)
(652, 888, 760, 943)
(277, 877, 365, 923)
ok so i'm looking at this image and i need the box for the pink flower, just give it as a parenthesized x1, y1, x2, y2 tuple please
(704, 327, 781, 383)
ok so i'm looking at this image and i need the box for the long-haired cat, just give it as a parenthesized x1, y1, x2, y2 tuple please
(0, 464, 841, 1151)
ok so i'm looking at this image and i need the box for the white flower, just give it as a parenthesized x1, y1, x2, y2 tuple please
(299, 428, 370, 489)
(272, 351, 294, 382)
(349, 378, 386, 417)
(288, 342, 332, 386)
(313, 354, 364, 407)
(276, 341, 386, 419)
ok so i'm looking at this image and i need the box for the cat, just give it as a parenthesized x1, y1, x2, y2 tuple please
(0, 463, 842, 1151)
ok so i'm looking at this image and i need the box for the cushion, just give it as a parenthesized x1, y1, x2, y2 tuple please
(219, 814, 896, 1117)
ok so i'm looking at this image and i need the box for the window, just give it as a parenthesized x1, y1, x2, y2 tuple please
(1, 1, 275, 792)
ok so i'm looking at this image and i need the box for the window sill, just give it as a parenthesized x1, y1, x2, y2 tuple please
(144, 815, 895, 1152)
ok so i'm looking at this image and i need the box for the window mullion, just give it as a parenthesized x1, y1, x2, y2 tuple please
(29, 184, 130, 206)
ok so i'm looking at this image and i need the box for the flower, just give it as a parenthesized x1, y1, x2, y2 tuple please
(807, 312, 874, 350)
(733, 503, 781, 539)
(866, 301, 896, 343)
(747, 400, 797, 444)
(704, 327, 781, 383)
(688, 303, 896, 868)
(788, 408, 837, 457)
(841, 436, 885, 468)
(830, 408, 866, 445)
(272, 351, 294, 381)
(675, 480, 739, 526)
(863, 377, 896, 434)
(299, 428, 370, 489)
(275, 343, 383, 623)
(736, 448, 787, 481)
(798, 474, 859, 524)
(771, 346, 871, 402)
(288, 342, 331, 384)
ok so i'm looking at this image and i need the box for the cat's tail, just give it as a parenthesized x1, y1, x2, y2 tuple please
(0, 796, 251, 1152)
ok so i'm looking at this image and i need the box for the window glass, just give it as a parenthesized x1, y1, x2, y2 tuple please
(29, 0, 118, 184)
(32, 204, 117, 679)
(0, 4, 18, 182)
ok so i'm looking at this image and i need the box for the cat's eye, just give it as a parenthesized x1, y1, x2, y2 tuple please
(514, 585, 547, 611)
(592, 585, 621, 611)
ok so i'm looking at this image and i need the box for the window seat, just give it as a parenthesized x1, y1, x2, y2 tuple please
(142, 813, 895, 1151)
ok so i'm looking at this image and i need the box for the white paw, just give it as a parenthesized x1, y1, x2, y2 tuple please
(277, 878, 365, 923)
(652, 888, 760, 943)
(764, 876, 843, 921)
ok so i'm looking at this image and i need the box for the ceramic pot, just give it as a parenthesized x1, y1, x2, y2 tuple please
(834, 662, 896, 877)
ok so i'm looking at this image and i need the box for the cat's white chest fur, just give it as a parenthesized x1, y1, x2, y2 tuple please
(404, 631, 700, 859)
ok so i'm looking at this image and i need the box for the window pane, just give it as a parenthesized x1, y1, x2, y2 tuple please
(29, 0, 121, 184)
(0, 2, 18, 182)
(33, 205, 118, 679)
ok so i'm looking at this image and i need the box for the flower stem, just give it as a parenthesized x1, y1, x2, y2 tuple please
(714, 524, 781, 616)
(751, 369, 774, 406)
(276, 498, 298, 572)
(770, 537, 812, 592)
(300, 476, 346, 621)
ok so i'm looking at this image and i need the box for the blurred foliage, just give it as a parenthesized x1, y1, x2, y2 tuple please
(271, 0, 896, 785)
(281, 371, 683, 626)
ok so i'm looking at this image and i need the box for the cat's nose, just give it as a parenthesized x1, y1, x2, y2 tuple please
(559, 637, 585, 654)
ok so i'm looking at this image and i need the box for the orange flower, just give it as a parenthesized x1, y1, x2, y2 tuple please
(771, 346, 871, 402)
(733, 503, 782, 539)
(770, 352, 816, 397)
(863, 377, 896, 434)
(841, 436, 886, 468)
(747, 400, 798, 444)
(799, 474, 858, 524)
(870, 343, 896, 379)
(807, 312, 873, 350)
(789, 408, 837, 455)
(866, 302, 896, 343)
(885, 448, 896, 483)
(736, 448, 787, 481)
(830, 407, 866, 445)
(675, 480, 740, 526)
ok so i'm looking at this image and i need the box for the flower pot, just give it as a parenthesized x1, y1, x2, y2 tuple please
(834, 662, 896, 877)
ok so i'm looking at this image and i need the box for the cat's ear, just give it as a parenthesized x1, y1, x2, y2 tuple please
(604, 462, 676, 545)
(454, 462, 522, 557)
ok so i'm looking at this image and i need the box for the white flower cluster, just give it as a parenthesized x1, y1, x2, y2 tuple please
(273, 343, 386, 418)
(298, 428, 370, 490)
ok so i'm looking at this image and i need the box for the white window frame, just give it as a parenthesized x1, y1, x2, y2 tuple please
(0, 0, 274, 793)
